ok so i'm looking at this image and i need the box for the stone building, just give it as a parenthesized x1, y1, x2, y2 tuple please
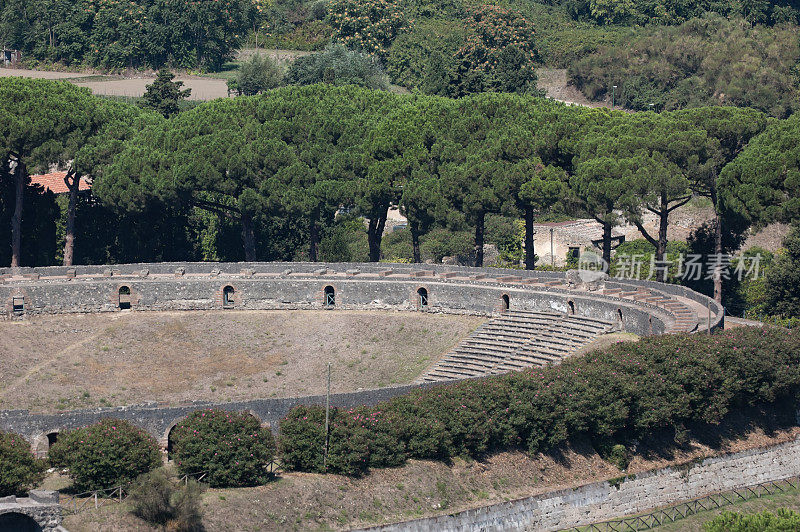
(532, 219, 625, 267)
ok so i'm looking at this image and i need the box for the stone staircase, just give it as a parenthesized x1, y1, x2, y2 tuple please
(418, 310, 615, 383)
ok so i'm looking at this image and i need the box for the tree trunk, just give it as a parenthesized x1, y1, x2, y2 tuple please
(367, 207, 388, 262)
(656, 195, 669, 283)
(602, 220, 612, 267)
(63, 171, 79, 266)
(524, 206, 535, 270)
(410, 221, 421, 264)
(309, 210, 319, 262)
(710, 186, 723, 303)
(474, 211, 485, 267)
(10, 159, 25, 268)
(241, 213, 256, 262)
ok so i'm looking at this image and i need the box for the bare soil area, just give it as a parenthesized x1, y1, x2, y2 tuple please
(73, 76, 229, 100)
(60, 405, 800, 531)
(0, 68, 96, 80)
(0, 310, 482, 413)
(537, 68, 606, 108)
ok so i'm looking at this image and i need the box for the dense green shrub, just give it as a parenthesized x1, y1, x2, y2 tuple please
(765, 228, 800, 319)
(228, 54, 282, 96)
(170, 409, 276, 488)
(286, 44, 389, 90)
(568, 15, 800, 117)
(703, 508, 800, 531)
(418, 228, 473, 264)
(386, 19, 465, 92)
(0, 431, 46, 496)
(280, 406, 403, 476)
(129, 469, 203, 531)
(280, 327, 800, 475)
(48, 419, 161, 491)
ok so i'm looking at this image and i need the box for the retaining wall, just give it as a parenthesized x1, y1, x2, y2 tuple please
(359, 436, 800, 532)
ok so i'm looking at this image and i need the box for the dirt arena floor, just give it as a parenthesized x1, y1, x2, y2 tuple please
(0, 310, 483, 413)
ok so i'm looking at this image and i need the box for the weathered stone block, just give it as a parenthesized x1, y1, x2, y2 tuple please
(29, 490, 58, 504)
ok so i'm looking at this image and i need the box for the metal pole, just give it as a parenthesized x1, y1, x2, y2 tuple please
(611, 85, 617, 110)
(550, 228, 554, 268)
(323, 362, 331, 471)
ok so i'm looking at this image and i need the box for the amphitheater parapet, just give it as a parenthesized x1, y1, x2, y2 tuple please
(0, 261, 723, 334)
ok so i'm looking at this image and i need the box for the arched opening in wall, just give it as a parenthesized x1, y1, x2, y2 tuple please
(568, 300, 575, 315)
(118, 286, 131, 310)
(0, 512, 42, 532)
(616, 308, 623, 326)
(12, 296, 24, 313)
(166, 423, 179, 461)
(501, 294, 510, 312)
(417, 287, 428, 309)
(223, 285, 235, 308)
(46, 432, 59, 449)
(324, 286, 335, 307)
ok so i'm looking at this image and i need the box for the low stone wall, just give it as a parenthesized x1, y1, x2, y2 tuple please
(358, 437, 800, 532)
(0, 383, 440, 451)
(0, 490, 61, 531)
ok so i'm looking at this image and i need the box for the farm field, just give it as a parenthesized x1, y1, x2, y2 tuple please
(0, 310, 483, 413)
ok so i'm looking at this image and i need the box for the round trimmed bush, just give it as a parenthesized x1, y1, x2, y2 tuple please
(48, 418, 161, 491)
(0, 431, 46, 496)
(171, 409, 276, 488)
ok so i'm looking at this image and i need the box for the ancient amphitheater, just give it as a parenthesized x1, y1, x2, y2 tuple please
(0, 261, 723, 458)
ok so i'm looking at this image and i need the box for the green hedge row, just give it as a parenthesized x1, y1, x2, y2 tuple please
(280, 326, 800, 476)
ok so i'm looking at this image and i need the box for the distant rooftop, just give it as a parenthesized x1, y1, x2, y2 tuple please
(29, 172, 91, 195)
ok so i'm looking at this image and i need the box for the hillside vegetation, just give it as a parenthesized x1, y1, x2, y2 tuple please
(569, 15, 800, 117)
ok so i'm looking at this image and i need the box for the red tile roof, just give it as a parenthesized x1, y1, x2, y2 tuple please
(29, 172, 91, 195)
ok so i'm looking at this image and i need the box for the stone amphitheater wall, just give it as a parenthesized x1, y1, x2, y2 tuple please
(0, 262, 723, 449)
(358, 435, 800, 532)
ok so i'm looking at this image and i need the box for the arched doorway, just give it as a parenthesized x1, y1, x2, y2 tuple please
(567, 300, 575, 315)
(0, 512, 43, 532)
(501, 294, 510, 311)
(223, 285, 235, 308)
(118, 286, 131, 310)
(166, 423, 179, 461)
(417, 287, 428, 309)
(324, 286, 335, 307)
